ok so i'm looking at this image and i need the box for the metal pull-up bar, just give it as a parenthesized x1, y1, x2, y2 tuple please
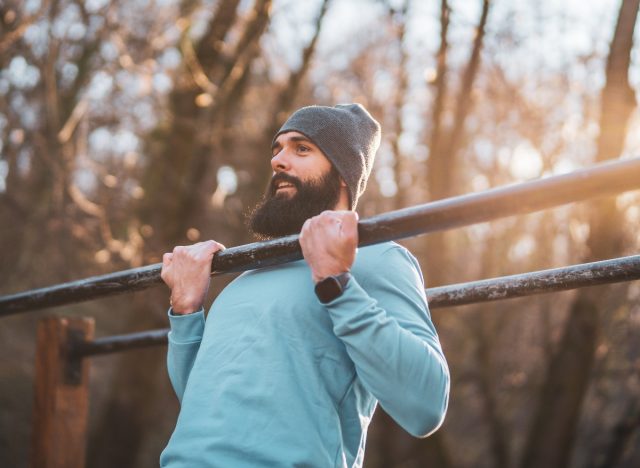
(1, 156, 640, 316)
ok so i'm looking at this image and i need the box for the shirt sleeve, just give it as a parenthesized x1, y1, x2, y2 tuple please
(166, 307, 205, 403)
(323, 245, 450, 437)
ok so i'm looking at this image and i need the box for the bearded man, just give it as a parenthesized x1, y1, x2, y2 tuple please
(159, 104, 449, 467)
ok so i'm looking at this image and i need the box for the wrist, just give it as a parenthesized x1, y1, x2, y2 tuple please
(314, 272, 351, 304)
(312, 266, 351, 284)
(170, 297, 202, 315)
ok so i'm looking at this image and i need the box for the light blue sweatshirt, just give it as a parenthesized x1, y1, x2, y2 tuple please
(160, 242, 449, 468)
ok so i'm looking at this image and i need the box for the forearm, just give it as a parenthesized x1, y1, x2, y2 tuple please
(326, 279, 450, 437)
(166, 308, 205, 403)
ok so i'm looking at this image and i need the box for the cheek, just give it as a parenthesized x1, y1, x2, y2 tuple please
(299, 154, 331, 178)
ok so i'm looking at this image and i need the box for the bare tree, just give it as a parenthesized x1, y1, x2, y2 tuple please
(389, 0, 410, 209)
(425, 0, 491, 287)
(254, 0, 332, 191)
(521, 2, 640, 467)
(87, 2, 275, 466)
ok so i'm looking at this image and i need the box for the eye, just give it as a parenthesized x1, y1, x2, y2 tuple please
(297, 144, 310, 153)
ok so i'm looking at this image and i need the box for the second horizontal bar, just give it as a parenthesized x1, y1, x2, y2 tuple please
(72, 254, 640, 357)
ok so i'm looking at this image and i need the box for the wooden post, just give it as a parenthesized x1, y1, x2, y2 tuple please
(31, 317, 94, 468)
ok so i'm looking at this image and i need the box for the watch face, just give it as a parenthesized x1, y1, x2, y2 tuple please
(315, 276, 341, 303)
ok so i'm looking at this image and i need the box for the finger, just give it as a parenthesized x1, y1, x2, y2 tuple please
(341, 211, 358, 231)
(208, 242, 225, 261)
(301, 217, 313, 233)
(189, 242, 223, 263)
(316, 211, 341, 229)
(299, 221, 310, 242)
(203, 240, 225, 255)
(160, 253, 173, 285)
(340, 211, 359, 242)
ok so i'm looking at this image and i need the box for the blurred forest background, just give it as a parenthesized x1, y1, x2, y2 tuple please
(1, 0, 640, 467)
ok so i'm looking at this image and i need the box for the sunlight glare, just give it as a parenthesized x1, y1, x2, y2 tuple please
(509, 142, 543, 180)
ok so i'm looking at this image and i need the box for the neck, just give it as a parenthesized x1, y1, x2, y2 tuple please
(333, 188, 351, 211)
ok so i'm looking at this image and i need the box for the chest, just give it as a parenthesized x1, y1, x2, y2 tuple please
(203, 262, 344, 357)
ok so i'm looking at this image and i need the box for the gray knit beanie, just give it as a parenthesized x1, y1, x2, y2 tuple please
(273, 103, 381, 209)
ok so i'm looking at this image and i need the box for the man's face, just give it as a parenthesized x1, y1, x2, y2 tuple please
(248, 131, 343, 239)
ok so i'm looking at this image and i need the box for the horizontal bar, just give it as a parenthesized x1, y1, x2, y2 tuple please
(72, 255, 640, 357)
(1, 156, 639, 316)
(71, 328, 169, 357)
(426, 254, 640, 308)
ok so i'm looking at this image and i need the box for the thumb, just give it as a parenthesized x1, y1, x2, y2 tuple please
(204, 240, 226, 258)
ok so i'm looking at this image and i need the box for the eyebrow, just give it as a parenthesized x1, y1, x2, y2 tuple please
(271, 135, 314, 152)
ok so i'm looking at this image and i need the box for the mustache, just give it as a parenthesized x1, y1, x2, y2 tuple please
(269, 172, 302, 196)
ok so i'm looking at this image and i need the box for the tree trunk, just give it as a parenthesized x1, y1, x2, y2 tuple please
(88, 2, 273, 466)
(390, 1, 410, 210)
(254, 0, 331, 194)
(521, 2, 640, 467)
(138, 0, 247, 247)
(425, 0, 490, 287)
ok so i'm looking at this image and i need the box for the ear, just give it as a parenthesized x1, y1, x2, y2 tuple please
(340, 177, 347, 188)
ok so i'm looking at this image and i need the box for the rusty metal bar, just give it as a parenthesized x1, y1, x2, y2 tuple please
(2, 156, 640, 316)
(71, 255, 640, 357)
(426, 254, 640, 308)
(70, 328, 169, 357)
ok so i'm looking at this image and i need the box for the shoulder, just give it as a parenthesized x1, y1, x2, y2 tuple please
(354, 241, 420, 270)
(352, 241, 425, 289)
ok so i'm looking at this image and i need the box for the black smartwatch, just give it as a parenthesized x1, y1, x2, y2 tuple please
(314, 272, 352, 304)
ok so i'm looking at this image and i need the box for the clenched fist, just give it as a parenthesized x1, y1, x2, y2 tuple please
(161, 240, 225, 314)
(299, 210, 359, 284)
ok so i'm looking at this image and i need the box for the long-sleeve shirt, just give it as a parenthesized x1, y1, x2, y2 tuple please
(160, 241, 449, 468)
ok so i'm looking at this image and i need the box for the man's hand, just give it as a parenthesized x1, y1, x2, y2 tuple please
(299, 210, 359, 284)
(161, 240, 225, 315)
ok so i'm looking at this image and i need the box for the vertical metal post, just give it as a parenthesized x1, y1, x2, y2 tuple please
(30, 316, 94, 468)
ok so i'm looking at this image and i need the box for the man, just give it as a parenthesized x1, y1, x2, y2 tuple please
(159, 104, 449, 467)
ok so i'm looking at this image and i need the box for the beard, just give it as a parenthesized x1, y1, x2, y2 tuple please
(247, 166, 342, 239)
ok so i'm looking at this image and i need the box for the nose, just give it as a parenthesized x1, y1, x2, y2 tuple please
(271, 148, 290, 173)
